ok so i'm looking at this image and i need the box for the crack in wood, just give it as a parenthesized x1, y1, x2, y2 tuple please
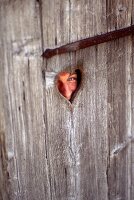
(38, 0, 44, 52)
(111, 136, 134, 157)
(42, 25, 134, 59)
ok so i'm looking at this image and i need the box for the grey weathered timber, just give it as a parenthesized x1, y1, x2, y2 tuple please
(0, 1, 50, 199)
(106, 1, 133, 199)
(131, 36, 134, 200)
(0, 0, 134, 200)
(42, 0, 134, 199)
(0, 131, 9, 200)
(0, 3, 9, 199)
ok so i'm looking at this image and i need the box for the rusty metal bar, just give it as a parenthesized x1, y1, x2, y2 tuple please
(42, 25, 134, 59)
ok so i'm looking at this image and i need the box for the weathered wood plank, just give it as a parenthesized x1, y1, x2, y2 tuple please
(0, 4, 9, 199)
(71, 44, 108, 200)
(42, 1, 109, 200)
(0, 131, 9, 200)
(0, 1, 51, 199)
(107, 37, 132, 200)
(42, 0, 134, 200)
(106, 1, 133, 199)
(131, 35, 134, 200)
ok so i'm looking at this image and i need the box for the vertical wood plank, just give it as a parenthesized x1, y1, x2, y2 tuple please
(0, 131, 9, 200)
(0, 3, 9, 199)
(72, 44, 108, 200)
(0, 1, 51, 199)
(106, 1, 133, 199)
(42, 1, 73, 198)
(130, 2, 134, 199)
(131, 37, 134, 200)
(42, 0, 109, 200)
(107, 37, 132, 200)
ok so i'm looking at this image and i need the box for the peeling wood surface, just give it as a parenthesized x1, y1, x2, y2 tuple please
(0, 0, 134, 200)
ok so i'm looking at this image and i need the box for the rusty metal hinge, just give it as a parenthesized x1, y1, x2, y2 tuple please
(42, 25, 134, 59)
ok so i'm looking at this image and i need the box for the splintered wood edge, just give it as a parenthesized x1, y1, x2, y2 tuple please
(42, 25, 134, 59)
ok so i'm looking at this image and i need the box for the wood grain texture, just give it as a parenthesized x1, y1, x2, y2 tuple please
(107, 37, 132, 200)
(106, 0, 133, 199)
(42, 0, 109, 199)
(0, 131, 9, 200)
(0, 0, 134, 200)
(0, 3, 9, 200)
(42, 0, 134, 199)
(131, 36, 134, 200)
(0, 1, 50, 199)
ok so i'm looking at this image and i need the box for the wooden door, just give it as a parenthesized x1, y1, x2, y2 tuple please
(0, 0, 134, 200)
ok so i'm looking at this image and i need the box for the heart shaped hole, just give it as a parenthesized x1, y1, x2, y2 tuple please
(56, 69, 82, 103)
